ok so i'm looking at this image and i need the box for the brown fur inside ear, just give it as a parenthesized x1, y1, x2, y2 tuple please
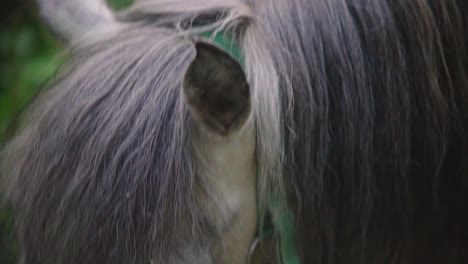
(183, 42, 251, 136)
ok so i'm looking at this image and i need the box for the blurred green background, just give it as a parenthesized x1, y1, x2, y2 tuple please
(0, 0, 133, 262)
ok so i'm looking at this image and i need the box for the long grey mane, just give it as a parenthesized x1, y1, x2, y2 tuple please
(1, 1, 284, 263)
(2, 0, 468, 263)
(3, 25, 197, 263)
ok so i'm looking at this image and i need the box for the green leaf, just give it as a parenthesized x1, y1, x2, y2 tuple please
(108, 0, 135, 10)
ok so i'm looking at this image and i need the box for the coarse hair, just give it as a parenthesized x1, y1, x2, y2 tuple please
(2, 0, 468, 263)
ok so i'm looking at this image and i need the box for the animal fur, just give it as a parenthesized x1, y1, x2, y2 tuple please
(2, 0, 468, 263)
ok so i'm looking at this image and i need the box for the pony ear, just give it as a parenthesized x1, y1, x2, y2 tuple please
(183, 41, 251, 136)
(37, 0, 117, 42)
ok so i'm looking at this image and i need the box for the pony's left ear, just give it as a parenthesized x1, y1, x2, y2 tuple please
(183, 41, 251, 136)
(37, 0, 117, 42)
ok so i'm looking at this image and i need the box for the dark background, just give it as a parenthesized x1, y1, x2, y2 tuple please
(0, 0, 133, 262)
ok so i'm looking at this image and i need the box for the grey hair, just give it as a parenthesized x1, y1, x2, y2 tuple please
(253, 0, 468, 263)
(2, 0, 286, 263)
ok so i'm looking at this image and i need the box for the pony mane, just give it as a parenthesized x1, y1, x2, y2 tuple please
(254, 0, 467, 262)
(2, 25, 198, 263)
(1, 1, 286, 263)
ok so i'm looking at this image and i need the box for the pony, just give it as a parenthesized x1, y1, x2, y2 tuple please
(1, 0, 467, 263)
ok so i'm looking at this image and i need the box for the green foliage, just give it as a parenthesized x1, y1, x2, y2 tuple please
(0, 10, 62, 142)
(108, 0, 135, 10)
(0, 4, 62, 262)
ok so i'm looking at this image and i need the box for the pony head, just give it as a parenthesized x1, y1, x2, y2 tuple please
(2, 0, 468, 263)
